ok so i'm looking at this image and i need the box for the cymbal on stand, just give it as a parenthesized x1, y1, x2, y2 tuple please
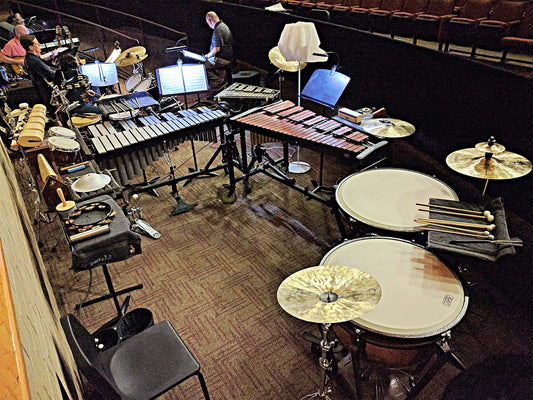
(446, 148, 532, 180)
(475, 141, 506, 154)
(115, 46, 148, 67)
(361, 118, 416, 138)
(277, 265, 382, 324)
(269, 46, 306, 72)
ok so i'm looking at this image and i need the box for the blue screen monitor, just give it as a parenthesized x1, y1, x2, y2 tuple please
(156, 63, 209, 96)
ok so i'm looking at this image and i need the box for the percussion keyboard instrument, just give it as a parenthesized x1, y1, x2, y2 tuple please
(79, 106, 227, 185)
(232, 100, 389, 165)
(97, 92, 160, 117)
(214, 83, 280, 102)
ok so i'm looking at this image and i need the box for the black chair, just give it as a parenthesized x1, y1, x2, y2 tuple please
(61, 314, 211, 400)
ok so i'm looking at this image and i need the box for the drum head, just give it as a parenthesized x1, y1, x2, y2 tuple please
(134, 77, 153, 92)
(125, 73, 142, 92)
(49, 126, 76, 139)
(336, 168, 458, 232)
(321, 237, 468, 339)
(71, 114, 101, 128)
(48, 136, 80, 151)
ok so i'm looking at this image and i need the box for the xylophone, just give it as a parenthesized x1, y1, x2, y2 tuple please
(214, 82, 280, 103)
(232, 100, 389, 166)
(79, 106, 227, 185)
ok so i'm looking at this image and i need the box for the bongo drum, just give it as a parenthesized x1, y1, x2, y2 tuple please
(321, 236, 468, 367)
(336, 168, 458, 233)
(48, 137, 81, 165)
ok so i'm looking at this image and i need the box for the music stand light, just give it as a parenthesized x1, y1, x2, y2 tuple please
(278, 22, 328, 174)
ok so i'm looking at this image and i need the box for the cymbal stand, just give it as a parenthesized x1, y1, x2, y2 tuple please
(304, 323, 335, 400)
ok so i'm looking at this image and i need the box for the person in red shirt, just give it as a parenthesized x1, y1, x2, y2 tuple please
(0, 25, 30, 68)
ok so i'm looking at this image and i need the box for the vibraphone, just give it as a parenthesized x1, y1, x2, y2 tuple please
(80, 106, 227, 185)
(214, 82, 280, 103)
(232, 100, 389, 166)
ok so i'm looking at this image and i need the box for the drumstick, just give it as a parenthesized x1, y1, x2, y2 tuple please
(416, 203, 491, 217)
(60, 161, 89, 172)
(414, 218, 496, 231)
(418, 223, 491, 236)
(419, 226, 494, 239)
(418, 208, 495, 222)
(121, 99, 134, 111)
(110, 101, 120, 113)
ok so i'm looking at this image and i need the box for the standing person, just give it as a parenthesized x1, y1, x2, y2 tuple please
(21, 34, 57, 108)
(204, 11, 233, 94)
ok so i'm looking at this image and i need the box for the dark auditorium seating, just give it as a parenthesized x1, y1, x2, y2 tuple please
(349, 0, 383, 30)
(501, 2, 533, 62)
(471, 0, 526, 57)
(389, 0, 430, 38)
(368, 0, 406, 33)
(413, 0, 456, 50)
(443, 0, 496, 53)
(330, 0, 362, 25)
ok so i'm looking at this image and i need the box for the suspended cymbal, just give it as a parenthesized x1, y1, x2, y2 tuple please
(475, 141, 506, 154)
(446, 148, 532, 180)
(115, 46, 148, 67)
(71, 173, 111, 192)
(277, 265, 381, 324)
(269, 46, 306, 72)
(361, 118, 416, 138)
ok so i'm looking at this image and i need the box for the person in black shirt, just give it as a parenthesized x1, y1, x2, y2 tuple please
(204, 11, 234, 93)
(20, 34, 56, 108)
(54, 54, 101, 115)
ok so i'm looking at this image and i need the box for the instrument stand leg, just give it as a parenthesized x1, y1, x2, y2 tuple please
(184, 139, 219, 186)
(312, 152, 334, 194)
(142, 170, 159, 197)
(303, 323, 336, 400)
(168, 164, 197, 216)
(74, 264, 143, 317)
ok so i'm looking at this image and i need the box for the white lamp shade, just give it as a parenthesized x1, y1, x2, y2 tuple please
(278, 22, 328, 63)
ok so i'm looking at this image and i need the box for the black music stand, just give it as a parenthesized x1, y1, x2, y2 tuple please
(300, 68, 351, 192)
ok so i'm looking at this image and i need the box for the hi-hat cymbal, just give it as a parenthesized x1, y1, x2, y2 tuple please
(269, 46, 306, 72)
(475, 141, 506, 154)
(446, 148, 532, 180)
(361, 118, 416, 138)
(115, 46, 148, 67)
(277, 265, 381, 324)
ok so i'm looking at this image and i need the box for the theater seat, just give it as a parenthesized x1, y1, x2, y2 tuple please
(330, 0, 363, 25)
(444, 0, 496, 53)
(369, 0, 406, 34)
(389, 0, 430, 38)
(350, 0, 383, 30)
(471, 0, 526, 57)
(413, 0, 456, 50)
(501, 2, 533, 62)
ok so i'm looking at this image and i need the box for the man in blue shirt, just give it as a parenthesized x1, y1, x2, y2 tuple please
(204, 11, 233, 94)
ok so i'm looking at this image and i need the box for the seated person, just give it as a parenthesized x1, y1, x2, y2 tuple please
(204, 11, 234, 94)
(20, 34, 57, 108)
(0, 25, 30, 74)
(54, 54, 101, 115)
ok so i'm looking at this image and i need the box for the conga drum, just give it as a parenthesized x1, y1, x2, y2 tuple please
(321, 236, 468, 368)
(336, 168, 458, 234)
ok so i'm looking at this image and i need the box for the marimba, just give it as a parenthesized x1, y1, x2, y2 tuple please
(232, 100, 389, 167)
(79, 106, 227, 185)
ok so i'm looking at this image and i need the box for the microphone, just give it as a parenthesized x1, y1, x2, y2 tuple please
(165, 45, 187, 53)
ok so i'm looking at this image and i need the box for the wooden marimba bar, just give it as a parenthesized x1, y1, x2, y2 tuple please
(233, 100, 388, 163)
(81, 106, 227, 185)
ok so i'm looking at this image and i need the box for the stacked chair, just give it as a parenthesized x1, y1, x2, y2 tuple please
(389, 0, 431, 38)
(413, 0, 457, 50)
(368, 0, 406, 33)
(443, 0, 496, 52)
(501, 1, 533, 62)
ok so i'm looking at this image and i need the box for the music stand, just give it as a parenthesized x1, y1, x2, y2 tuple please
(156, 61, 209, 109)
(301, 68, 351, 110)
(80, 62, 119, 92)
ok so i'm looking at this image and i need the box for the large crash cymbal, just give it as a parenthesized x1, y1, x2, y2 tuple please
(277, 265, 382, 324)
(115, 46, 148, 67)
(361, 118, 416, 138)
(269, 46, 306, 72)
(446, 148, 532, 180)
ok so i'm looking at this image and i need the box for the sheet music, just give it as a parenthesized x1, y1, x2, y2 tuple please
(156, 63, 209, 96)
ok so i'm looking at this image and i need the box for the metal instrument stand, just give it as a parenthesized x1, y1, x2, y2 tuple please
(303, 322, 336, 399)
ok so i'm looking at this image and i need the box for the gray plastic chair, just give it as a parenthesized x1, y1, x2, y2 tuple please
(61, 314, 210, 400)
